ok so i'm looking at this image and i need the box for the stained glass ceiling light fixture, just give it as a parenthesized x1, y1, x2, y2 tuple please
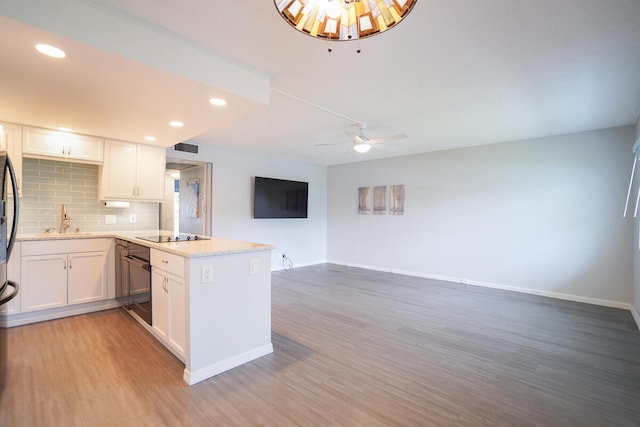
(274, 0, 417, 52)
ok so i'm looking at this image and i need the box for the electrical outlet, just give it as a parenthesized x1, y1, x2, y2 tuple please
(105, 215, 116, 224)
(129, 214, 136, 224)
(201, 264, 213, 283)
(250, 258, 259, 275)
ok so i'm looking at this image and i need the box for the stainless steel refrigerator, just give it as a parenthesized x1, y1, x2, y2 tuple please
(0, 154, 20, 398)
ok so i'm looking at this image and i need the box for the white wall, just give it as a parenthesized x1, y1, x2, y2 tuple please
(328, 127, 635, 307)
(633, 120, 640, 327)
(168, 145, 327, 270)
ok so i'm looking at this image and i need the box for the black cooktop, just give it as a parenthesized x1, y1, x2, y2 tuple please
(136, 234, 211, 243)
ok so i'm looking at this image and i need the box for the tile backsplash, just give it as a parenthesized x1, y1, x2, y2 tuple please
(18, 158, 159, 234)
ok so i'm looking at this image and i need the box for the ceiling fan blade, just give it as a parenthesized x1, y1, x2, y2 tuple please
(368, 133, 408, 145)
(345, 131, 364, 143)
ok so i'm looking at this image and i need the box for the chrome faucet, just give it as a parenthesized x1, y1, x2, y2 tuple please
(59, 204, 71, 234)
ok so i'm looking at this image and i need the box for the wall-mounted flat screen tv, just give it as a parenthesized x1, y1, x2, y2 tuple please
(254, 176, 308, 219)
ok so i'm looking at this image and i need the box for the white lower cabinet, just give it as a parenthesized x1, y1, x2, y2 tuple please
(21, 254, 68, 312)
(151, 249, 186, 358)
(0, 242, 21, 315)
(67, 252, 109, 305)
(20, 239, 108, 313)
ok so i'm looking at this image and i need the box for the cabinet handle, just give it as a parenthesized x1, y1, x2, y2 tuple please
(69, 259, 72, 269)
(63, 260, 67, 270)
(161, 259, 168, 264)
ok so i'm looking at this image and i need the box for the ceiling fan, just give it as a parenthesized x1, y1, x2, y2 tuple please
(316, 123, 408, 154)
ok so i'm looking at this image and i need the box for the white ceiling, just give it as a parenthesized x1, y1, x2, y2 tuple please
(1, 0, 639, 165)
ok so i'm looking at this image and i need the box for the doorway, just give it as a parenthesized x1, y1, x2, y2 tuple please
(161, 159, 212, 236)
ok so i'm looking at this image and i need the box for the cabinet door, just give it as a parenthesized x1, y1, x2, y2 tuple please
(0, 122, 7, 152)
(0, 242, 21, 315)
(66, 135, 103, 163)
(23, 126, 103, 164)
(135, 144, 166, 201)
(21, 254, 68, 312)
(100, 139, 137, 199)
(0, 123, 22, 197)
(168, 275, 185, 356)
(22, 126, 66, 159)
(151, 269, 185, 357)
(68, 251, 108, 305)
(151, 270, 169, 340)
(0, 121, 22, 196)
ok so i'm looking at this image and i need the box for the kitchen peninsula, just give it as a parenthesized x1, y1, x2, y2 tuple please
(6, 233, 275, 385)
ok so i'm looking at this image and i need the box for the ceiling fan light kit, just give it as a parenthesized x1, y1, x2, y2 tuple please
(274, 0, 417, 52)
(353, 142, 372, 153)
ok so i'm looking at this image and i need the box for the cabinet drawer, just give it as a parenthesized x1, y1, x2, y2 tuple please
(151, 249, 184, 277)
(22, 238, 108, 256)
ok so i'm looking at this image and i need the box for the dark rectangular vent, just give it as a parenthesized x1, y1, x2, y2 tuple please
(174, 142, 199, 154)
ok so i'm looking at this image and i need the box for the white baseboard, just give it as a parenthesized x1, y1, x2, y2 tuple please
(0, 299, 121, 327)
(632, 305, 640, 331)
(271, 259, 325, 272)
(183, 343, 274, 386)
(327, 261, 637, 322)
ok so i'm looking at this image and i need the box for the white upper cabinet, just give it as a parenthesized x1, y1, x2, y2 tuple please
(0, 121, 23, 195)
(23, 126, 104, 164)
(99, 139, 165, 201)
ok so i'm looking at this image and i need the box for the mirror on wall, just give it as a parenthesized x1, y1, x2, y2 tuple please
(161, 159, 212, 236)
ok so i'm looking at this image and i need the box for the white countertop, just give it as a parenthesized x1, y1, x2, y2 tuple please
(17, 231, 275, 258)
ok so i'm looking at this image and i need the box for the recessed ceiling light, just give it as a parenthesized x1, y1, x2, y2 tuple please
(209, 98, 227, 106)
(144, 136, 157, 141)
(57, 127, 73, 132)
(169, 121, 184, 128)
(35, 43, 66, 58)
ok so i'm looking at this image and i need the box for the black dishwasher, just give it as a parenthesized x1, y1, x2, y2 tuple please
(115, 238, 151, 325)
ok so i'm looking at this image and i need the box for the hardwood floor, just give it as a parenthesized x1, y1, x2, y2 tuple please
(1, 264, 639, 426)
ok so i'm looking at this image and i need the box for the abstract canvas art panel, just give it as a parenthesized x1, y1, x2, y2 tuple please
(358, 186, 371, 214)
(373, 186, 387, 215)
(390, 185, 405, 215)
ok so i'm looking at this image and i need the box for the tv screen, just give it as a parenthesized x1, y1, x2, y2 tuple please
(254, 176, 308, 219)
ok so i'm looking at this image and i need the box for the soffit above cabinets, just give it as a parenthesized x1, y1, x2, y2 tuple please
(0, 1, 269, 148)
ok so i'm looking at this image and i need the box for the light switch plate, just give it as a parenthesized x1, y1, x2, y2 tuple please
(105, 215, 116, 224)
(129, 214, 136, 224)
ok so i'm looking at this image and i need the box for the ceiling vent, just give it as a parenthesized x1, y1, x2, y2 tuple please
(174, 142, 199, 154)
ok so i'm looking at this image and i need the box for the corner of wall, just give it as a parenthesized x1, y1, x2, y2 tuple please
(634, 117, 640, 330)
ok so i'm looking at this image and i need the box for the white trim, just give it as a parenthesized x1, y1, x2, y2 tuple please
(631, 305, 640, 331)
(271, 259, 326, 272)
(183, 343, 274, 386)
(327, 260, 634, 311)
(0, 299, 120, 327)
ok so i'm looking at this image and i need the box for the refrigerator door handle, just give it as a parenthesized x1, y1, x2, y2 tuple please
(5, 157, 19, 260)
(0, 281, 18, 305)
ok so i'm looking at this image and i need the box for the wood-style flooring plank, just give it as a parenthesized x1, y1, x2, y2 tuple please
(1, 264, 639, 426)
